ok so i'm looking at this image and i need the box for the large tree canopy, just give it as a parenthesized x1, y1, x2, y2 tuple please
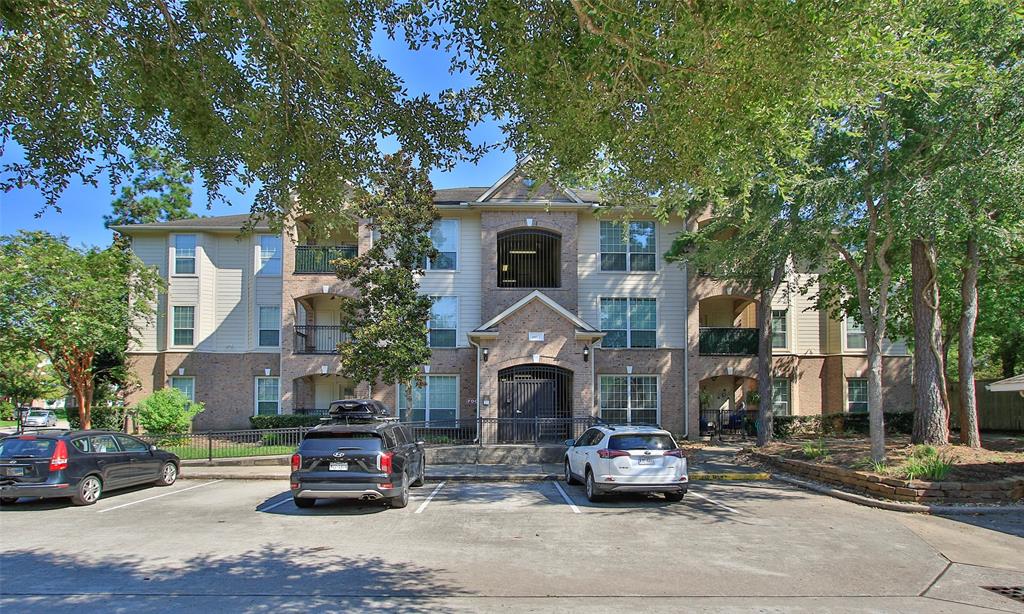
(1, 0, 478, 220)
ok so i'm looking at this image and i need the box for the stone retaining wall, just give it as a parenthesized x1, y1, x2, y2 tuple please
(750, 452, 1024, 504)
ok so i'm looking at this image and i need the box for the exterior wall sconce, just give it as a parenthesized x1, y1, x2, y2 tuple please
(177, 368, 185, 376)
(726, 367, 734, 376)
(626, 365, 633, 374)
(582, 345, 589, 362)
(482, 347, 489, 362)
(424, 365, 431, 373)
(264, 368, 272, 376)
(320, 365, 329, 374)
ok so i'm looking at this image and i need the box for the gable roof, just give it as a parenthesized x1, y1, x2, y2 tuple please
(110, 214, 271, 232)
(987, 374, 1024, 393)
(475, 157, 597, 204)
(471, 290, 603, 338)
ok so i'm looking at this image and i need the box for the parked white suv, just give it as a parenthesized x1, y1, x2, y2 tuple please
(564, 426, 688, 502)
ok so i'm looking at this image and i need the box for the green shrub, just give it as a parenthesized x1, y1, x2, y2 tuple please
(136, 388, 204, 434)
(66, 404, 128, 430)
(249, 414, 322, 429)
(802, 439, 829, 460)
(0, 400, 14, 421)
(900, 446, 952, 480)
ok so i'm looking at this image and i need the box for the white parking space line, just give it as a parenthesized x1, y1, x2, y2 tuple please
(689, 490, 740, 514)
(414, 481, 446, 514)
(552, 481, 581, 514)
(96, 480, 223, 513)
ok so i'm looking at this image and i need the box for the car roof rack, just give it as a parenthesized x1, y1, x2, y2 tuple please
(321, 399, 397, 425)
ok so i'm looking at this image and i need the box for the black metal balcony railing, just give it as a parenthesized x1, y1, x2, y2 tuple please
(699, 327, 759, 356)
(294, 245, 358, 273)
(294, 325, 351, 354)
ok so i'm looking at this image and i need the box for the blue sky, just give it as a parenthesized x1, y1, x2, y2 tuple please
(0, 29, 514, 248)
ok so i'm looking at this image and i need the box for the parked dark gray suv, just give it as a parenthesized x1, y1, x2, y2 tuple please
(289, 400, 426, 509)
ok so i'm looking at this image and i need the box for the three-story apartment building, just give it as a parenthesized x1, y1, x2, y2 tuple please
(117, 162, 913, 438)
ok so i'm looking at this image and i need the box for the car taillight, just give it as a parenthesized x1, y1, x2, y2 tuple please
(290, 453, 301, 471)
(663, 449, 684, 458)
(50, 440, 68, 471)
(379, 451, 394, 474)
(596, 449, 630, 459)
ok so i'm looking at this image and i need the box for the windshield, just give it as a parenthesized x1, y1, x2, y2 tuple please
(300, 431, 382, 453)
(608, 433, 676, 451)
(27, 411, 49, 417)
(0, 437, 56, 458)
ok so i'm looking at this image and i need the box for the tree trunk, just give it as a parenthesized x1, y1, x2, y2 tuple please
(958, 235, 981, 447)
(911, 239, 949, 445)
(865, 330, 886, 464)
(755, 287, 774, 447)
(74, 387, 90, 430)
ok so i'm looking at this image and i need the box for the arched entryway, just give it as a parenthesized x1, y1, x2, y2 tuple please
(497, 365, 573, 443)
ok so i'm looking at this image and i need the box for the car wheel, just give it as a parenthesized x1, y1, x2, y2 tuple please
(389, 473, 410, 509)
(293, 496, 316, 508)
(72, 475, 103, 506)
(155, 462, 178, 486)
(564, 459, 579, 485)
(0, 497, 18, 505)
(585, 468, 603, 502)
(664, 491, 685, 502)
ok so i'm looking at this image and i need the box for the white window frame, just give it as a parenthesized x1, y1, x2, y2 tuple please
(397, 375, 460, 424)
(168, 376, 196, 402)
(772, 377, 791, 416)
(170, 305, 196, 347)
(599, 297, 657, 349)
(172, 234, 197, 276)
(257, 234, 282, 277)
(428, 296, 458, 348)
(425, 219, 459, 271)
(257, 305, 281, 348)
(599, 220, 657, 272)
(771, 309, 789, 349)
(845, 316, 866, 351)
(846, 378, 868, 413)
(254, 377, 281, 416)
(598, 374, 661, 424)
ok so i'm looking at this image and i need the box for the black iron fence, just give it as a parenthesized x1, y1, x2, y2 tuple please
(698, 327, 759, 355)
(294, 325, 350, 354)
(294, 245, 358, 273)
(699, 409, 752, 438)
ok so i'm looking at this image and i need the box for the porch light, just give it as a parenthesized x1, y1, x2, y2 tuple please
(727, 367, 734, 376)
(626, 365, 633, 374)
(482, 347, 489, 362)
(177, 368, 185, 376)
(322, 285, 330, 294)
(264, 368, 272, 376)
(582, 345, 589, 362)
(424, 365, 430, 373)
(320, 365, 329, 374)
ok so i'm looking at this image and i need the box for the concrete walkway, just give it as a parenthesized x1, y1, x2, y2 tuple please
(181, 463, 564, 482)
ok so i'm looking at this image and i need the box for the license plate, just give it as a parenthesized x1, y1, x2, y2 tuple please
(636, 457, 656, 465)
(328, 462, 348, 471)
(3, 467, 25, 476)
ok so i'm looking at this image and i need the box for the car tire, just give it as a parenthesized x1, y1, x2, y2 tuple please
(155, 462, 178, 486)
(293, 497, 316, 508)
(564, 459, 579, 485)
(72, 475, 103, 506)
(389, 473, 410, 509)
(664, 491, 685, 502)
(0, 497, 18, 505)
(411, 458, 425, 487)
(585, 468, 603, 502)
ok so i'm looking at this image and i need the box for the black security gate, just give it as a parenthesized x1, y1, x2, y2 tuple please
(497, 365, 573, 443)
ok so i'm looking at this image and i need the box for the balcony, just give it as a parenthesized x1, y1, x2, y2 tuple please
(699, 327, 758, 356)
(294, 245, 358, 274)
(294, 325, 351, 354)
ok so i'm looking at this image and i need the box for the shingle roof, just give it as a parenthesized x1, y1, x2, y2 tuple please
(433, 187, 489, 204)
(112, 214, 270, 231)
(987, 374, 1024, 392)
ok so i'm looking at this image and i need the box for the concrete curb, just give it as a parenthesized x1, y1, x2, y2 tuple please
(180, 471, 770, 483)
(775, 473, 1024, 515)
(691, 471, 771, 481)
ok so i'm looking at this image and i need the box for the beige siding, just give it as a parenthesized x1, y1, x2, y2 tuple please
(577, 213, 687, 348)
(196, 235, 218, 351)
(417, 212, 482, 347)
(211, 235, 249, 352)
(130, 235, 167, 352)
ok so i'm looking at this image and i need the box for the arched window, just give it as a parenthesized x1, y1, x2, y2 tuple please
(497, 229, 561, 288)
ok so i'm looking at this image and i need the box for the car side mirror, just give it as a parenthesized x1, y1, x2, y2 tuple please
(416, 441, 426, 447)
(150, 445, 158, 452)
(564, 439, 575, 447)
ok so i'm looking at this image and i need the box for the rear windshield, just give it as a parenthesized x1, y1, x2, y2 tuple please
(0, 437, 56, 458)
(300, 431, 382, 453)
(608, 434, 676, 451)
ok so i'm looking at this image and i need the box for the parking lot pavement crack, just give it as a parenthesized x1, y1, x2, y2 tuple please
(919, 561, 953, 597)
(923, 593, 1022, 614)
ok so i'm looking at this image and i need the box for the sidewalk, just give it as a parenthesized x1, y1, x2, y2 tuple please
(181, 463, 564, 482)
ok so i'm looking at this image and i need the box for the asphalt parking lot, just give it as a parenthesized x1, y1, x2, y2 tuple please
(1, 478, 1022, 613)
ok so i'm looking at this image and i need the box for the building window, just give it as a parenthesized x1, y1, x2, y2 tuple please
(428, 296, 457, 348)
(258, 306, 280, 347)
(772, 309, 788, 349)
(258, 235, 282, 276)
(255, 377, 280, 416)
(497, 229, 561, 288)
(846, 316, 866, 350)
(174, 235, 196, 274)
(599, 375, 659, 424)
(169, 376, 195, 402)
(172, 306, 195, 346)
(426, 219, 458, 270)
(398, 375, 458, 423)
(600, 221, 656, 272)
(847, 378, 868, 413)
(600, 298, 656, 348)
(772, 378, 791, 416)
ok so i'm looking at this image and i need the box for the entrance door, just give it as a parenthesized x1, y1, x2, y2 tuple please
(497, 365, 573, 443)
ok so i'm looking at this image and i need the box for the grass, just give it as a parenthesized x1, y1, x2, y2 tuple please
(801, 439, 830, 460)
(160, 444, 295, 461)
(0, 420, 17, 427)
(899, 445, 953, 481)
